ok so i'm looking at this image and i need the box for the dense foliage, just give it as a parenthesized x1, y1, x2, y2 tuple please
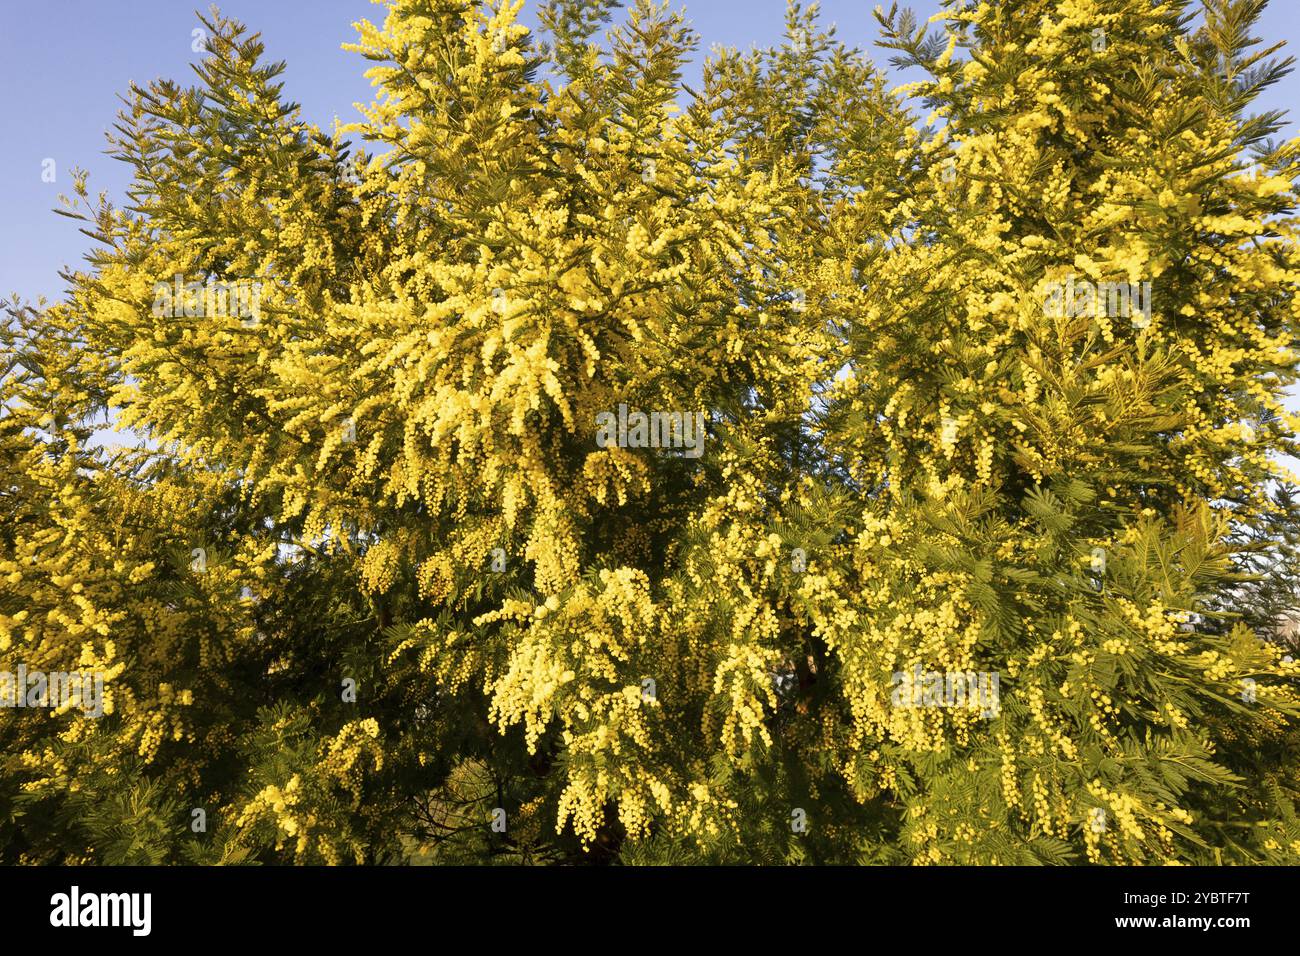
(4, 0, 1300, 864)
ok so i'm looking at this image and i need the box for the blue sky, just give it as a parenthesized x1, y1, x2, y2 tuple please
(2, 0, 1298, 305)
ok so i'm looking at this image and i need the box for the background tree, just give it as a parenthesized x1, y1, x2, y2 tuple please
(799, 0, 1300, 863)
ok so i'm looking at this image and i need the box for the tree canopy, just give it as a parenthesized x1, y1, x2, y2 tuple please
(3, 0, 1300, 865)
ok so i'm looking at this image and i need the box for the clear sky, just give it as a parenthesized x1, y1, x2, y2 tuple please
(2, 0, 1298, 306)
